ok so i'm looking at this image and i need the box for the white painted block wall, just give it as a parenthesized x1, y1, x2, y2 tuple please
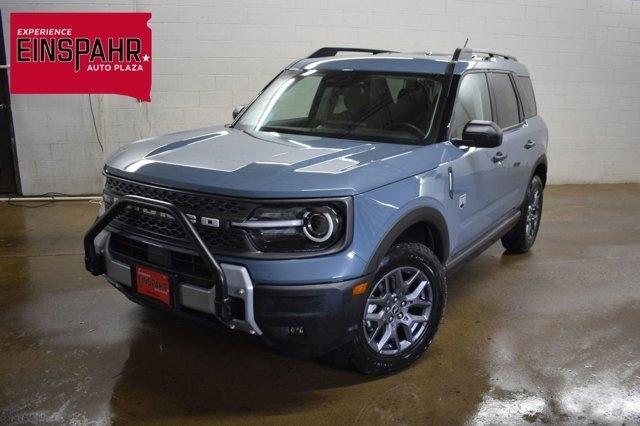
(1, 0, 640, 194)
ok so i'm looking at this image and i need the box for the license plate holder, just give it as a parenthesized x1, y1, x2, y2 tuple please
(135, 265, 171, 306)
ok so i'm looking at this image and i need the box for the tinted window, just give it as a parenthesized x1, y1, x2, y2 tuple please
(450, 73, 492, 139)
(515, 76, 537, 119)
(489, 73, 520, 128)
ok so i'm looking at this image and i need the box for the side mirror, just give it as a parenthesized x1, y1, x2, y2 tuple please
(453, 120, 502, 148)
(232, 105, 246, 120)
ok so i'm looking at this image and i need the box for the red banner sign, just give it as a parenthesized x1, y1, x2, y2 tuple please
(10, 12, 152, 101)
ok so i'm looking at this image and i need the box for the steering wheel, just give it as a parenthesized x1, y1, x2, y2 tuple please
(384, 121, 426, 139)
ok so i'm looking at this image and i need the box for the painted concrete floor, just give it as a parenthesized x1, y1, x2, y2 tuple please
(0, 184, 639, 424)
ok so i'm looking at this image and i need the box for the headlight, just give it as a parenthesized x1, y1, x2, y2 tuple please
(302, 207, 337, 243)
(233, 202, 348, 253)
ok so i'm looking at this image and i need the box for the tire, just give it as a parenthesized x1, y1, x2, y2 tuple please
(501, 175, 544, 254)
(349, 242, 446, 375)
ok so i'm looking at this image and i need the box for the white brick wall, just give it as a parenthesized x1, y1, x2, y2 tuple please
(2, 0, 640, 194)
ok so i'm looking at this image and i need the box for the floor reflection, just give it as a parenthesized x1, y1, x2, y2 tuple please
(109, 307, 372, 422)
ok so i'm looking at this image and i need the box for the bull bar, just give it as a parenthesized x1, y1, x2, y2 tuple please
(83, 194, 232, 322)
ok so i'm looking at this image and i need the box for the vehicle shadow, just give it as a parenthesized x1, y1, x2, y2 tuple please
(108, 251, 505, 423)
(108, 307, 374, 422)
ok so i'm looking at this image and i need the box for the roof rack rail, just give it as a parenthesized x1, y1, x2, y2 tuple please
(307, 47, 396, 59)
(455, 48, 518, 62)
(412, 51, 449, 56)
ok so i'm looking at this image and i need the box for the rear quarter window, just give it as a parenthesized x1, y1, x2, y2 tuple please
(515, 76, 537, 119)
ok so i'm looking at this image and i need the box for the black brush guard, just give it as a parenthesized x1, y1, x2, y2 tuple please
(83, 195, 231, 322)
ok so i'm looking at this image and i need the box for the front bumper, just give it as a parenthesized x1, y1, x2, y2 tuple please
(102, 238, 371, 358)
(103, 244, 262, 334)
(253, 276, 371, 358)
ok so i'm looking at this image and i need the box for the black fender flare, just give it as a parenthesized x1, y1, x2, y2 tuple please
(531, 154, 548, 185)
(364, 206, 450, 275)
(518, 154, 548, 207)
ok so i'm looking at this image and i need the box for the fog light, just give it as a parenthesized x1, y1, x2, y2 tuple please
(288, 326, 305, 335)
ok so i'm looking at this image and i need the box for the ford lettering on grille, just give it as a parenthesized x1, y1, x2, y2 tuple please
(124, 204, 220, 228)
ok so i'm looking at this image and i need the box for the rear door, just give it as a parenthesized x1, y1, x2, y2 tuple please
(513, 75, 542, 197)
(487, 72, 524, 213)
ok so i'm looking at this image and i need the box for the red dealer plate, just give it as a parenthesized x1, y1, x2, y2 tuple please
(136, 265, 171, 306)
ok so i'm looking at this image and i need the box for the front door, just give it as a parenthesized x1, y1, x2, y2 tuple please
(0, 13, 18, 194)
(447, 71, 509, 253)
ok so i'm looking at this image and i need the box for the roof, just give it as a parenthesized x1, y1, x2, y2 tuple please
(288, 48, 530, 77)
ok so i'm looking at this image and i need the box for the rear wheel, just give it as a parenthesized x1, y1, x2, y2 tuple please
(501, 175, 544, 254)
(349, 242, 446, 375)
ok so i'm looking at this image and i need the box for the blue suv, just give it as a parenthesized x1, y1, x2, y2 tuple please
(85, 47, 547, 374)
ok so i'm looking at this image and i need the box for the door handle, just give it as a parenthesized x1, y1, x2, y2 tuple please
(492, 151, 508, 163)
(524, 139, 536, 149)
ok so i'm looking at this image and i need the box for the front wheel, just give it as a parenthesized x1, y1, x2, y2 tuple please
(501, 175, 544, 254)
(349, 242, 446, 375)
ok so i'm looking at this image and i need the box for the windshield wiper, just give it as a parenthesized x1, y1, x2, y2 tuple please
(257, 125, 301, 133)
(257, 125, 342, 138)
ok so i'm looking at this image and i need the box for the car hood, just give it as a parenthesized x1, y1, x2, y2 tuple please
(105, 126, 443, 198)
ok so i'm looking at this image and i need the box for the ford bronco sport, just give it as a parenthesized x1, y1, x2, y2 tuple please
(85, 47, 548, 374)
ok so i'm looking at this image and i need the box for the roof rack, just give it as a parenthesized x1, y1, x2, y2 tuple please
(412, 51, 449, 57)
(307, 47, 396, 59)
(454, 48, 517, 62)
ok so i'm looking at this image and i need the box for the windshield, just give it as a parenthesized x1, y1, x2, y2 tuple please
(234, 70, 446, 144)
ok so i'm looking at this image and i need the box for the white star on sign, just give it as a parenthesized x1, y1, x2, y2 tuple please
(142, 54, 150, 62)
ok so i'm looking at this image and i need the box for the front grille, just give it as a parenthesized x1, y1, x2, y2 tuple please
(200, 227, 248, 251)
(115, 209, 187, 240)
(105, 176, 257, 218)
(105, 175, 257, 253)
(110, 233, 211, 285)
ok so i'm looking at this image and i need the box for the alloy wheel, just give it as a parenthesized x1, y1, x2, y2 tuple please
(526, 185, 542, 241)
(363, 266, 433, 355)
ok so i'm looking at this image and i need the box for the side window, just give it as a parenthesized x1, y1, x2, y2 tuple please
(450, 73, 492, 139)
(515, 76, 537, 119)
(489, 73, 520, 129)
